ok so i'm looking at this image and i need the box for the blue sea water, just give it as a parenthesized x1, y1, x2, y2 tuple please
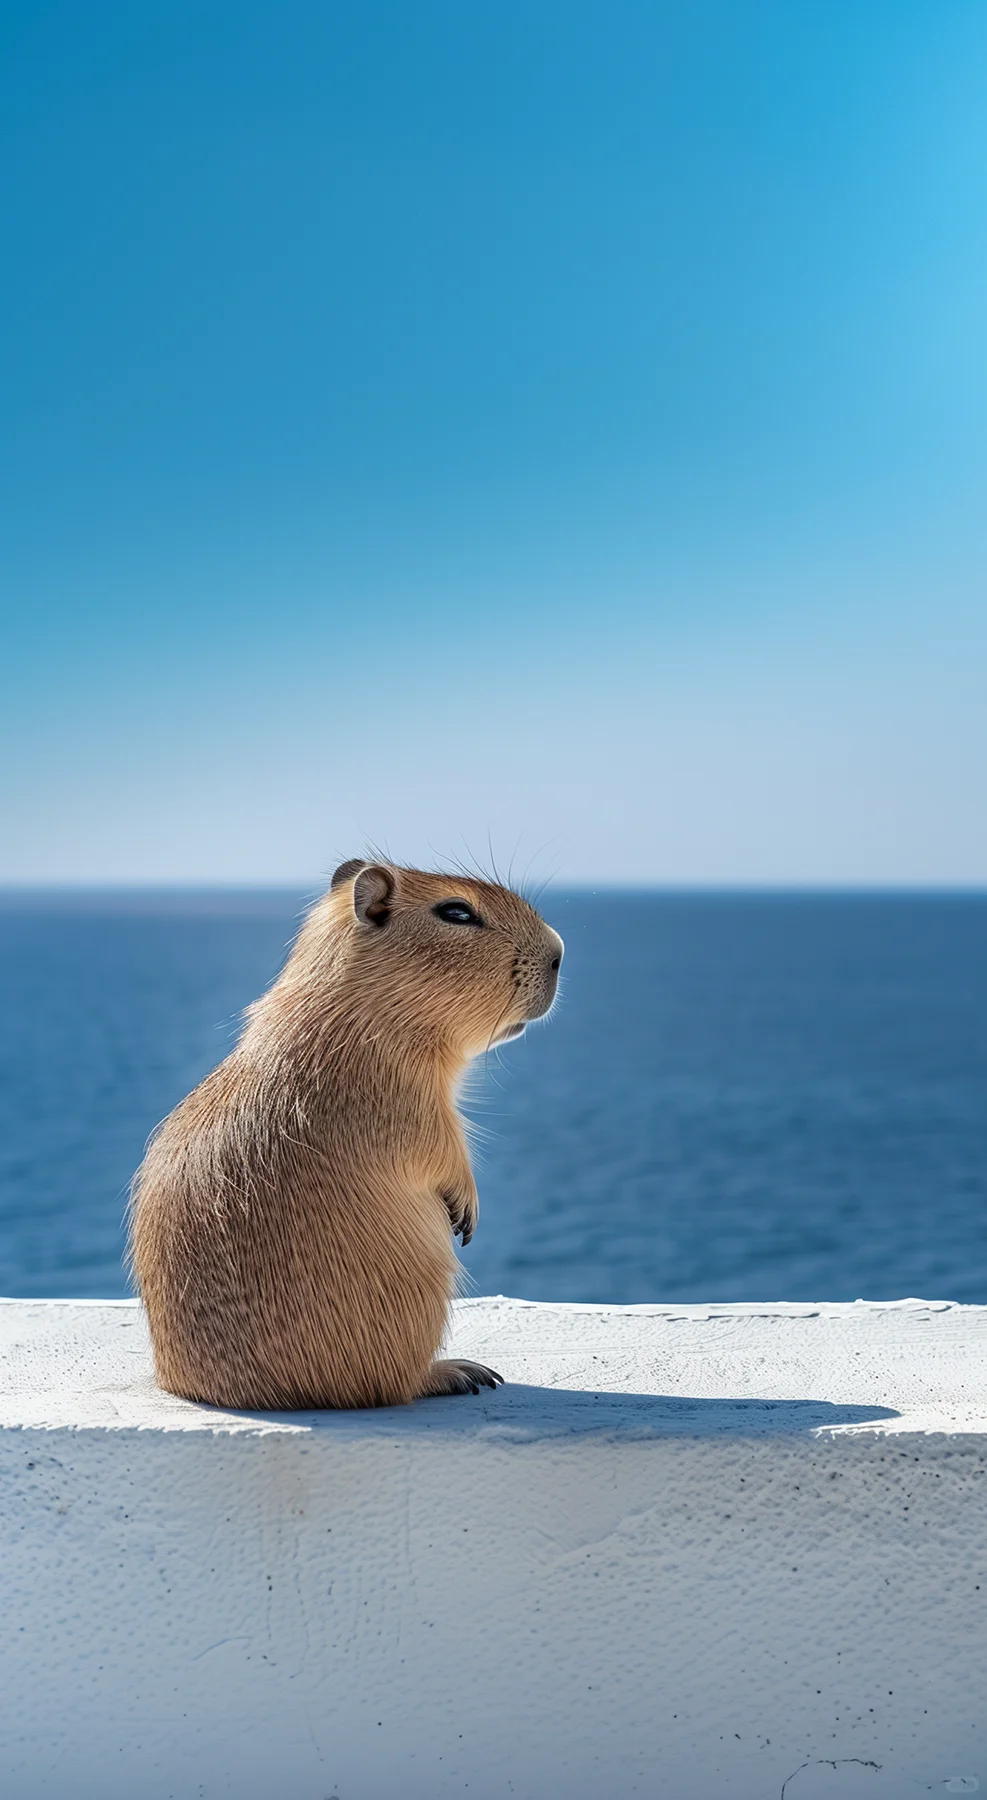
(1, 890, 985, 1304)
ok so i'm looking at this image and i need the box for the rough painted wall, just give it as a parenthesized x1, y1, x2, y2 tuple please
(1, 1298, 985, 1799)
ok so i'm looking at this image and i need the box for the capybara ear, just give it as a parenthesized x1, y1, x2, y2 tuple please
(352, 864, 395, 927)
(331, 858, 366, 889)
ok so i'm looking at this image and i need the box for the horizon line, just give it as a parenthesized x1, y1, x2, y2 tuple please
(1, 879, 986, 898)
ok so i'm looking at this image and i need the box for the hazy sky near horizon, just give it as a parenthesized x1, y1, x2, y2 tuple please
(2, 1, 986, 884)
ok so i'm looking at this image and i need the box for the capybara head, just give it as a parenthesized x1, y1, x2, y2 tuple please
(324, 861, 564, 1057)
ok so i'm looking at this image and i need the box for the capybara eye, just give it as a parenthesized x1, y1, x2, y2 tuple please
(433, 900, 481, 927)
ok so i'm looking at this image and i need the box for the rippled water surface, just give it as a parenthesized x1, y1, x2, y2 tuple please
(1, 890, 985, 1302)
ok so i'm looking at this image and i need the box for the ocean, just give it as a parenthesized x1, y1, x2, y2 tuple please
(1, 889, 985, 1304)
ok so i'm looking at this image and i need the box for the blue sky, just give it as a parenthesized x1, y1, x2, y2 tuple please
(2, 0, 986, 883)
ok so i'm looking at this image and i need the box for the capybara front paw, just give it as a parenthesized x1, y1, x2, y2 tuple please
(421, 1358, 504, 1398)
(441, 1188, 478, 1246)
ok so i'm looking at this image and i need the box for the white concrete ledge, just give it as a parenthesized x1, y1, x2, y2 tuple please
(2, 1296, 986, 1798)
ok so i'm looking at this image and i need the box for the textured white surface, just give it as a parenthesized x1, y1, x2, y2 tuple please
(2, 1296, 986, 1798)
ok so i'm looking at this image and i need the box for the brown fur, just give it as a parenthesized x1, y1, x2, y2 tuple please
(129, 864, 563, 1409)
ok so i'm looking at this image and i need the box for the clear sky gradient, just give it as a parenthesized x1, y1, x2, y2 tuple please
(2, 1, 986, 884)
